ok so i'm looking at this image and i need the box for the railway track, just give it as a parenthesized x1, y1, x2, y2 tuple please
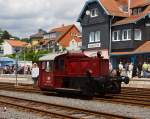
(0, 95, 133, 119)
(0, 82, 150, 108)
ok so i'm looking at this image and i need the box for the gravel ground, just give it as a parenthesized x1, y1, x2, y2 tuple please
(0, 90, 150, 119)
(0, 105, 55, 119)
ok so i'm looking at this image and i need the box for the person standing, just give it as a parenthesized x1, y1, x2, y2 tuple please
(128, 62, 133, 79)
(31, 63, 39, 87)
(142, 62, 148, 78)
(137, 62, 142, 78)
(118, 62, 123, 76)
(124, 62, 129, 75)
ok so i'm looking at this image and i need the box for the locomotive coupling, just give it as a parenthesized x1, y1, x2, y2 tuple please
(110, 76, 129, 84)
(118, 76, 129, 84)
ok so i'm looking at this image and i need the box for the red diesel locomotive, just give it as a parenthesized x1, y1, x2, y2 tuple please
(38, 51, 129, 96)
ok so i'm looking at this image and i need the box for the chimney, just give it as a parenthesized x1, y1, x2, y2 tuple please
(128, 0, 131, 16)
(62, 24, 65, 27)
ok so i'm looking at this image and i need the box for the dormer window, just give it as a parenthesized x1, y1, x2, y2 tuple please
(90, 8, 98, 17)
(132, 7, 142, 15)
(138, 8, 142, 13)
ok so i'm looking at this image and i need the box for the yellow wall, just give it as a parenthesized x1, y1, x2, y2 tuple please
(31, 38, 40, 46)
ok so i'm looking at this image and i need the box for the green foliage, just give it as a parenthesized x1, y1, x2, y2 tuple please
(5, 54, 16, 59)
(21, 38, 31, 43)
(1, 30, 11, 39)
(25, 49, 50, 62)
(11, 36, 20, 40)
(6, 48, 51, 62)
(0, 39, 4, 45)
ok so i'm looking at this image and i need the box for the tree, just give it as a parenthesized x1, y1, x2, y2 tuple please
(1, 30, 11, 39)
(0, 39, 3, 45)
(21, 38, 31, 43)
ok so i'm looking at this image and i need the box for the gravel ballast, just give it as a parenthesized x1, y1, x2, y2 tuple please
(0, 90, 150, 119)
(0, 105, 54, 119)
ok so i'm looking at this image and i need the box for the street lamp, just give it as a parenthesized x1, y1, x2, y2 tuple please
(15, 49, 19, 86)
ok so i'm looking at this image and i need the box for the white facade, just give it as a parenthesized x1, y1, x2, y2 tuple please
(3, 41, 14, 55)
(2, 41, 22, 55)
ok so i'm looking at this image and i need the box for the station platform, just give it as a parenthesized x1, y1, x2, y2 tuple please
(0, 74, 33, 84)
(122, 78, 150, 89)
(0, 75, 150, 89)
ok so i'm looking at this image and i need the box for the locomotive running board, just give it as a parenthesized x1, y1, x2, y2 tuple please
(56, 88, 81, 94)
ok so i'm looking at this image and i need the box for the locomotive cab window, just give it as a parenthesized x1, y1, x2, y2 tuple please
(54, 59, 65, 71)
(42, 62, 46, 69)
(45, 61, 53, 72)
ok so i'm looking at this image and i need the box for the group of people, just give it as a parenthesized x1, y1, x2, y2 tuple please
(118, 62, 133, 78)
(0, 63, 39, 87)
(1, 65, 31, 75)
(118, 61, 150, 78)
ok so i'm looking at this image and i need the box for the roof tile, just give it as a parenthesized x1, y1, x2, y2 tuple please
(99, 0, 129, 17)
(6, 40, 28, 47)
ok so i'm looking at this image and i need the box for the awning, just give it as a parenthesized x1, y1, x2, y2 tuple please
(0, 57, 15, 62)
(111, 41, 150, 56)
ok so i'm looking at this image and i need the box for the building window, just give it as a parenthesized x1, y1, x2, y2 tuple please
(134, 29, 141, 40)
(138, 8, 142, 13)
(122, 29, 131, 41)
(95, 31, 100, 42)
(112, 31, 120, 41)
(50, 33, 56, 38)
(89, 32, 95, 42)
(89, 31, 101, 43)
(90, 8, 98, 17)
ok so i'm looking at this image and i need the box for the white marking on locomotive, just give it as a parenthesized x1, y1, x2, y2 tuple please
(47, 76, 51, 80)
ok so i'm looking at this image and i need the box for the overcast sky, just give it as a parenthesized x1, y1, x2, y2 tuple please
(0, 0, 86, 38)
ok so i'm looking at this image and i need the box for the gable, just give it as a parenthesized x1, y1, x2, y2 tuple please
(77, 0, 129, 22)
(77, 0, 108, 22)
(58, 26, 81, 47)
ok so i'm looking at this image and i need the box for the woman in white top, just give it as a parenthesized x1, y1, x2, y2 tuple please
(32, 63, 39, 87)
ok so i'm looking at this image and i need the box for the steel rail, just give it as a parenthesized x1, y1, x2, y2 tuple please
(0, 94, 135, 119)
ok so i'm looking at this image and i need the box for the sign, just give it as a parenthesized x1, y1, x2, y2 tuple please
(88, 43, 101, 48)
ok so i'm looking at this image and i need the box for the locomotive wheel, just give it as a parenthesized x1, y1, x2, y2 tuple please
(81, 80, 94, 97)
(111, 82, 121, 93)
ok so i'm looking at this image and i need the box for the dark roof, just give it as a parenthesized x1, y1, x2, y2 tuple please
(78, 0, 150, 26)
(30, 29, 47, 39)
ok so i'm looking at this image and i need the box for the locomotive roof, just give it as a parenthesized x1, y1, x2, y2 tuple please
(55, 52, 88, 59)
(39, 52, 65, 61)
(39, 52, 88, 61)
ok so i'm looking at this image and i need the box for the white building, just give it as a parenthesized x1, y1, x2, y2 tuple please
(3, 40, 28, 55)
